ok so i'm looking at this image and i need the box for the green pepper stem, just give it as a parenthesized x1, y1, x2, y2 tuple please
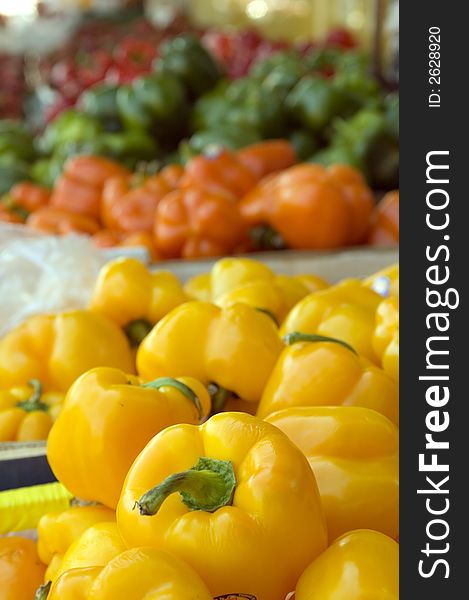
(143, 377, 204, 420)
(124, 318, 153, 347)
(255, 307, 279, 327)
(283, 331, 358, 355)
(16, 379, 48, 413)
(136, 457, 236, 516)
(34, 581, 51, 600)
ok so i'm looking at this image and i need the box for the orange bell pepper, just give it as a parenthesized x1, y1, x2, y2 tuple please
(237, 139, 297, 180)
(51, 156, 129, 220)
(0, 537, 46, 600)
(368, 190, 399, 246)
(0, 205, 23, 223)
(240, 163, 374, 250)
(92, 229, 122, 248)
(101, 165, 181, 233)
(27, 207, 100, 236)
(154, 188, 247, 259)
(3, 182, 50, 217)
(179, 147, 258, 198)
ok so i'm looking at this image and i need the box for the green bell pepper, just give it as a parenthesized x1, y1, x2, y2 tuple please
(117, 73, 188, 145)
(155, 34, 223, 99)
(79, 83, 122, 132)
(0, 155, 31, 195)
(0, 120, 36, 162)
(286, 75, 344, 133)
(36, 110, 103, 156)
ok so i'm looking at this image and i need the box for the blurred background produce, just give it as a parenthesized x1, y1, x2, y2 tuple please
(1, 0, 399, 258)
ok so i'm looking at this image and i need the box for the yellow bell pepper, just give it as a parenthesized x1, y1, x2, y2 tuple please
(137, 302, 283, 404)
(90, 258, 188, 346)
(184, 258, 329, 323)
(46, 549, 213, 600)
(117, 412, 327, 600)
(373, 296, 399, 382)
(0, 310, 134, 391)
(266, 406, 399, 541)
(257, 334, 398, 424)
(53, 522, 126, 582)
(90, 548, 212, 599)
(0, 536, 46, 600)
(46, 567, 102, 600)
(48, 367, 210, 509)
(295, 530, 399, 600)
(364, 263, 399, 297)
(0, 380, 64, 441)
(37, 504, 115, 573)
(280, 279, 381, 363)
(183, 272, 212, 302)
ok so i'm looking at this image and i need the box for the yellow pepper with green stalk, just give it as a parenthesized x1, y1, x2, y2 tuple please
(295, 530, 399, 600)
(137, 302, 283, 407)
(117, 412, 327, 600)
(0, 310, 134, 391)
(184, 258, 329, 324)
(257, 333, 398, 424)
(373, 295, 399, 382)
(0, 380, 64, 441)
(280, 279, 382, 363)
(37, 504, 115, 582)
(90, 257, 188, 346)
(45, 549, 213, 600)
(48, 367, 210, 509)
(364, 263, 399, 297)
(266, 406, 399, 541)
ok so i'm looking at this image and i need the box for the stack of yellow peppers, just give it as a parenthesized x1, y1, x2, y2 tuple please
(0, 257, 399, 600)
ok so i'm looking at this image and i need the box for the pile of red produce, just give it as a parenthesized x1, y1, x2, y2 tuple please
(0, 54, 25, 119)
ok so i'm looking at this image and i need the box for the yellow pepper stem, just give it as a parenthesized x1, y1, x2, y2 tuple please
(16, 379, 48, 413)
(136, 457, 236, 516)
(123, 318, 154, 347)
(142, 377, 204, 420)
(34, 581, 51, 600)
(283, 331, 358, 355)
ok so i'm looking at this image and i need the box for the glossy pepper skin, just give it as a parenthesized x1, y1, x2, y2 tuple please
(48, 367, 210, 509)
(90, 257, 187, 345)
(240, 164, 374, 250)
(0, 310, 134, 391)
(206, 257, 328, 323)
(117, 412, 327, 599)
(1, 181, 50, 219)
(257, 334, 398, 424)
(53, 522, 126, 583)
(364, 263, 399, 298)
(154, 188, 247, 259)
(47, 566, 102, 600)
(0, 537, 46, 600)
(280, 279, 382, 364)
(137, 302, 283, 403)
(37, 505, 115, 570)
(89, 548, 212, 600)
(373, 296, 399, 382)
(295, 530, 399, 600)
(266, 406, 399, 540)
(0, 380, 63, 441)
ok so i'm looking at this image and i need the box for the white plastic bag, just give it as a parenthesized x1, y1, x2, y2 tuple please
(0, 225, 148, 336)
